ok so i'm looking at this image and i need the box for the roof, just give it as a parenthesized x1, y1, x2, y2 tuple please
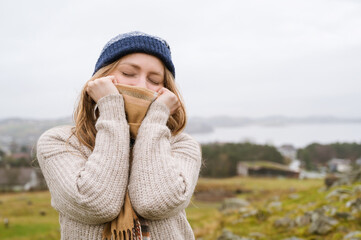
(238, 161, 298, 172)
(328, 158, 351, 165)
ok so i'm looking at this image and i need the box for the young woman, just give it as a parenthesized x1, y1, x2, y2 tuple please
(36, 31, 202, 240)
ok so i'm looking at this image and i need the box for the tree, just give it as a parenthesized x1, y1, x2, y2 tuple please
(201, 142, 285, 178)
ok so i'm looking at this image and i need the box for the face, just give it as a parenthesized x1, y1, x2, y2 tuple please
(108, 53, 165, 92)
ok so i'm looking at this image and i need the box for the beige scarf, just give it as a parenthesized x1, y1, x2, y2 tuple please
(102, 84, 158, 240)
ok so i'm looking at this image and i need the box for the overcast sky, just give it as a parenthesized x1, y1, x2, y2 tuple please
(0, 0, 360, 120)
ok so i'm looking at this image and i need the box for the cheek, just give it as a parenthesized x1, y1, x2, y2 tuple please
(113, 74, 132, 85)
(146, 85, 159, 92)
(147, 83, 164, 92)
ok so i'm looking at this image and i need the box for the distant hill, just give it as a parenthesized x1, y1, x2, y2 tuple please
(0, 117, 73, 148)
(0, 115, 360, 150)
(186, 115, 361, 134)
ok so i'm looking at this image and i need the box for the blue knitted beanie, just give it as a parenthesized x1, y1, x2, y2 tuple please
(93, 31, 175, 78)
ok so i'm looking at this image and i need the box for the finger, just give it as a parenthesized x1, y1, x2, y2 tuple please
(108, 76, 116, 84)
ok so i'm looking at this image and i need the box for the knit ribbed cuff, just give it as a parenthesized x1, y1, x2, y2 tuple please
(96, 93, 127, 121)
(143, 100, 170, 126)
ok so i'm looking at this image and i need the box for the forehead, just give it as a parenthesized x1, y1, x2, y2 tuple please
(118, 53, 164, 68)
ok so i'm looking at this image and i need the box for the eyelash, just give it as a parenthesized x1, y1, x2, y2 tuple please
(122, 72, 160, 85)
(122, 72, 134, 77)
(149, 80, 160, 85)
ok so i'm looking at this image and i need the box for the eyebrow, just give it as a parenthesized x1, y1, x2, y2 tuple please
(118, 62, 163, 76)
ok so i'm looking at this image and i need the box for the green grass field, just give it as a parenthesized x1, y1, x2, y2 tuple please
(2, 177, 357, 240)
(0, 191, 60, 240)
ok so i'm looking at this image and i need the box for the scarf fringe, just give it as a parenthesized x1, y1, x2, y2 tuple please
(102, 229, 133, 240)
(102, 219, 144, 240)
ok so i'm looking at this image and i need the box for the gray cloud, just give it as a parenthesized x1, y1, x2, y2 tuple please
(0, 0, 360, 119)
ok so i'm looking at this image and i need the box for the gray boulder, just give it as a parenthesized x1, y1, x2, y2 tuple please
(346, 198, 361, 213)
(344, 231, 361, 240)
(308, 210, 339, 235)
(274, 217, 294, 228)
(295, 212, 312, 227)
(220, 198, 250, 213)
(217, 229, 251, 240)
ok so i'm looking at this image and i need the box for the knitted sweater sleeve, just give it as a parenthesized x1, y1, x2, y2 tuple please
(36, 93, 130, 225)
(128, 101, 202, 220)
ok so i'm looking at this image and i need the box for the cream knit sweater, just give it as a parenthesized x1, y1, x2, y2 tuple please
(36, 93, 202, 240)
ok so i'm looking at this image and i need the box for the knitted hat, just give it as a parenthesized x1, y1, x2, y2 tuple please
(93, 31, 175, 78)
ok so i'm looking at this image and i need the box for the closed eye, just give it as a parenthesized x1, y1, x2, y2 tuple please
(122, 72, 135, 77)
(148, 79, 161, 85)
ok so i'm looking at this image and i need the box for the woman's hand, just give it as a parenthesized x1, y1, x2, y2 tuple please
(155, 87, 180, 115)
(86, 76, 120, 103)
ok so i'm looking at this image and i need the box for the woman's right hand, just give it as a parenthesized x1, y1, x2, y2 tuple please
(86, 76, 120, 103)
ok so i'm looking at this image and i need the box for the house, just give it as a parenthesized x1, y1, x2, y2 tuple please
(299, 170, 326, 179)
(237, 161, 300, 178)
(277, 144, 301, 171)
(356, 158, 361, 166)
(0, 167, 47, 192)
(328, 158, 352, 173)
(277, 144, 297, 160)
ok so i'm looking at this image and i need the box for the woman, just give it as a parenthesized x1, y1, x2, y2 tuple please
(36, 31, 202, 240)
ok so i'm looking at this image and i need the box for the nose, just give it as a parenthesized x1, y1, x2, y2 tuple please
(134, 75, 147, 89)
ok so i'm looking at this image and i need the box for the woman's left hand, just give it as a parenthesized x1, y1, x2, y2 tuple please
(155, 87, 180, 115)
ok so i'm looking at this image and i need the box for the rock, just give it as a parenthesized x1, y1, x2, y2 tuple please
(239, 207, 250, 214)
(255, 209, 270, 221)
(267, 201, 282, 212)
(288, 194, 300, 200)
(249, 232, 265, 239)
(220, 198, 250, 213)
(346, 198, 361, 213)
(323, 206, 337, 216)
(344, 231, 361, 240)
(274, 217, 293, 228)
(217, 229, 250, 240)
(242, 209, 258, 218)
(331, 169, 361, 187)
(4, 218, 9, 228)
(295, 213, 312, 227)
(231, 218, 244, 224)
(346, 199, 355, 208)
(217, 229, 240, 240)
(326, 188, 352, 201)
(308, 210, 339, 235)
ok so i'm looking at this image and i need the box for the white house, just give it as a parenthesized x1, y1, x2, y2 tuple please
(328, 158, 352, 173)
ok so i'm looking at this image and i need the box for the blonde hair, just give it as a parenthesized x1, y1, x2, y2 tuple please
(71, 57, 187, 151)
